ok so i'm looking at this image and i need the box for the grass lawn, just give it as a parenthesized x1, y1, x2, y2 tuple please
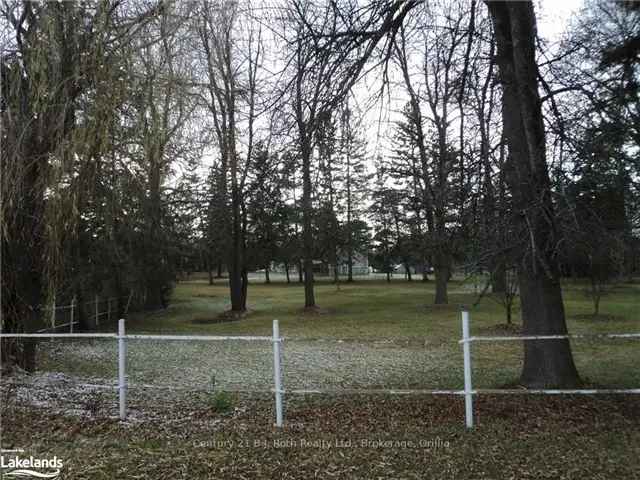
(2, 276, 640, 479)
(123, 276, 640, 388)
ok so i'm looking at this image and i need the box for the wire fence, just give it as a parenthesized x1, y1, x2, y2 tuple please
(2, 313, 639, 428)
(36, 293, 134, 333)
(458, 311, 640, 428)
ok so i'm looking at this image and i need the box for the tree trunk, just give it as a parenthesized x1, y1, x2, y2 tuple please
(386, 271, 391, 283)
(487, 0, 580, 388)
(433, 251, 449, 304)
(301, 140, 316, 308)
(422, 259, 430, 282)
(144, 150, 166, 312)
(405, 264, 413, 281)
(591, 278, 601, 315)
(284, 262, 291, 283)
(265, 265, 270, 284)
(207, 255, 214, 285)
(240, 268, 248, 311)
(298, 260, 304, 283)
(434, 266, 449, 304)
(347, 250, 354, 282)
(491, 263, 507, 293)
(3, 155, 45, 371)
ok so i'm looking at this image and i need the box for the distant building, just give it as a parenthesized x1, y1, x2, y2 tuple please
(328, 251, 370, 276)
(272, 252, 370, 277)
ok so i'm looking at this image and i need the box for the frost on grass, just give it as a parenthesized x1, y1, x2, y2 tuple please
(2, 338, 462, 421)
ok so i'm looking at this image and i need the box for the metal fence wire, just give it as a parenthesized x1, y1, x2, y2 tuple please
(1, 313, 639, 429)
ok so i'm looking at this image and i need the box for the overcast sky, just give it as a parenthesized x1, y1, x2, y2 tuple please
(537, 0, 584, 41)
(360, 0, 587, 162)
(196, 0, 588, 179)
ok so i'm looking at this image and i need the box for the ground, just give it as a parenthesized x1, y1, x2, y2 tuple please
(2, 277, 639, 479)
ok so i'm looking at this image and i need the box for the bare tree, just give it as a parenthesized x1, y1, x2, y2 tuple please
(392, 0, 476, 304)
(197, 0, 263, 314)
(486, 1, 580, 387)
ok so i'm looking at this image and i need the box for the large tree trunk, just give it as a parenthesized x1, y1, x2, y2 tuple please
(144, 156, 165, 311)
(486, 0, 580, 388)
(301, 140, 316, 308)
(433, 251, 449, 304)
(228, 200, 244, 311)
(207, 254, 214, 285)
(434, 268, 449, 304)
(491, 263, 507, 293)
(240, 268, 248, 311)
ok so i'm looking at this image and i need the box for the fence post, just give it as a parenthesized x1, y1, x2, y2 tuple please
(462, 310, 474, 429)
(70, 297, 75, 333)
(272, 319, 284, 427)
(95, 294, 99, 327)
(118, 318, 127, 421)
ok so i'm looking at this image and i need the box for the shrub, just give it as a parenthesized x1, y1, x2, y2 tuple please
(209, 391, 233, 413)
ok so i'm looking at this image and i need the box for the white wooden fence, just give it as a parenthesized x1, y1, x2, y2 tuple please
(2, 312, 639, 429)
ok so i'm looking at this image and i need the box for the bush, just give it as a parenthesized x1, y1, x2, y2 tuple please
(209, 391, 233, 413)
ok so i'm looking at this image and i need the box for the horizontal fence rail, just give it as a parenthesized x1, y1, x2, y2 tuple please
(0, 333, 117, 339)
(0, 320, 284, 426)
(124, 334, 273, 341)
(2, 314, 639, 429)
(459, 311, 640, 429)
(459, 333, 640, 343)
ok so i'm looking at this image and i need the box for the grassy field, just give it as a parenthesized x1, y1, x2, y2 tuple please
(3, 276, 640, 479)
(122, 276, 640, 389)
(133, 276, 640, 336)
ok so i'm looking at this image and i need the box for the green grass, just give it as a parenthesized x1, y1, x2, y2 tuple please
(6, 276, 640, 479)
(129, 277, 639, 337)
(128, 278, 491, 339)
(120, 277, 640, 389)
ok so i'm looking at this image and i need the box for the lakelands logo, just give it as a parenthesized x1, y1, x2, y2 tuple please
(0, 449, 63, 479)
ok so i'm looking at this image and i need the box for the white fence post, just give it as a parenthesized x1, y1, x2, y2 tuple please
(70, 297, 75, 333)
(272, 319, 284, 427)
(118, 318, 127, 421)
(462, 310, 474, 429)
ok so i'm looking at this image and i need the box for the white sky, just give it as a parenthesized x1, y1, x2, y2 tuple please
(537, 0, 584, 42)
(361, 0, 587, 161)
(194, 0, 587, 181)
